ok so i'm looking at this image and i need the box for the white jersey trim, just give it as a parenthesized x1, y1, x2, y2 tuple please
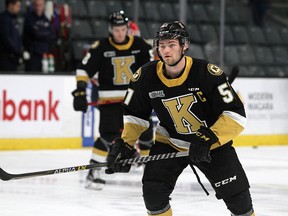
(76, 69, 88, 76)
(124, 115, 150, 128)
(98, 90, 127, 98)
(91, 153, 106, 163)
(223, 111, 247, 128)
(156, 124, 191, 149)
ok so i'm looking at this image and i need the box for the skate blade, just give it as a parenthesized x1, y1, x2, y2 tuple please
(85, 179, 105, 191)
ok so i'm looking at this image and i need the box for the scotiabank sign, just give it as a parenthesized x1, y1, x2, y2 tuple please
(0, 75, 81, 138)
(1, 90, 59, 121)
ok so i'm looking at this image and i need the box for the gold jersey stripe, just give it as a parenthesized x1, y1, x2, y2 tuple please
(108, 35, 134, 50)
(92, 147, 108, 157)
(148, 208, 172, 216)
(98, 97, 124, 103)
(210, 113, 244, 145)
(122, 122, 148, 145)
(124, 115, 150, 128)
(156, 56, 193, 87)
(76, 75, 89, 83)
(156, 130, 225, 151)
(140, 149, 150, 157)
(76, 69, 88, 76)
(211, 141, 222, 150)
(155, 131, 189, 152)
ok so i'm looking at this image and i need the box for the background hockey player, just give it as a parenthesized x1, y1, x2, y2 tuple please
(72, 11, 153, 190)
(0, 0, 22, 71)
(105, 21, 255, 216)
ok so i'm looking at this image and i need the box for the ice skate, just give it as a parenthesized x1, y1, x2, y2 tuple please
(85, 168, 106, 190)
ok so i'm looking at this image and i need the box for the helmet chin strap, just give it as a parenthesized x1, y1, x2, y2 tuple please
(168, 52, 185, 66)
(158, 46, 186, 67)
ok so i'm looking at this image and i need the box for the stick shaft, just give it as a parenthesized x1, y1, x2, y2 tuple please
(0, 163, 106, 181)
(0, 151, 188, 181)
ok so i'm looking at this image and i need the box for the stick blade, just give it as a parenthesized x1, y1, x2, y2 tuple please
(0, 168, 12, 181)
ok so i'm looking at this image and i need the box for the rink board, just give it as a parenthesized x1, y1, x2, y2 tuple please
(0, 75, 287, 150)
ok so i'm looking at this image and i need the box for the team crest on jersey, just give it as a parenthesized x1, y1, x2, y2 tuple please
(149, 90, 165, 98)
(162, 94, 206, 134)
(131, 68, 141, 82)
(104, 51, 116, 57)
(207, 63, 223, 76)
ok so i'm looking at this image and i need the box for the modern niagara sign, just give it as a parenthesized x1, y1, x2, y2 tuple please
(232, 78, 288, 135)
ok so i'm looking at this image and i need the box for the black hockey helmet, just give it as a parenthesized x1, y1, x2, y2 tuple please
(108, 10, 129, 27)
(154, 21, 189, 48)
(154, 21, 190, 66)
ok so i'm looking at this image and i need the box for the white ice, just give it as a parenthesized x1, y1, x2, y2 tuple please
(0, 146, 288, 216)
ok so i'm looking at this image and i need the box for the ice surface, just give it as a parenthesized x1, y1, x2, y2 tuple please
(0, 146, 288, 216)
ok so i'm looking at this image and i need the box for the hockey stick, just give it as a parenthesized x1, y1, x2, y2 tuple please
(228, 65, 239, 84)
(87, 99, 123, 106)
(0, 151, 188, 181)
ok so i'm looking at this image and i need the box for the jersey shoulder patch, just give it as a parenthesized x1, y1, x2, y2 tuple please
(131, 68, 141, 82)
(207, 63, 223, 76)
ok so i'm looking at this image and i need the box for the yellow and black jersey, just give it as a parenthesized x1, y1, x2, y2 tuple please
(122, 56, 246, 151)
(76, 35, 152, 103)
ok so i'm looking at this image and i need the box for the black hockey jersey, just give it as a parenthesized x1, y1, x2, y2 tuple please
(121, 56, 246, 151)
(76, 35, 152, 103)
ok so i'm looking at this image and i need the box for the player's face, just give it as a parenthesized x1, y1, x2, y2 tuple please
(33, 0, 45, 16)
(111, 25, 128, 43)
(158, 39, 183, 66)
(9, 1, 21, 15)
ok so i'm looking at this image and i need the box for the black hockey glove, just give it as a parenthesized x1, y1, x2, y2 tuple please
(71, 87, 87, 112)
(105, 138, 136, 174)
(189, 126, 219, 163)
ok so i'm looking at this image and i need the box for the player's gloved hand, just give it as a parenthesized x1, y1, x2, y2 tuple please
(189, 126, 219, 163)
(105, 138, 136, 174)
(71, 87, 87, 112)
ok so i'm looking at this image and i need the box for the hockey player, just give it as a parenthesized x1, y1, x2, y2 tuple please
(105, 21, 255, 216)
(72, 11, 153, 190)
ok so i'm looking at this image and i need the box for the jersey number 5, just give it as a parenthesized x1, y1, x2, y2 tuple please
(218, 82, 234, 103)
